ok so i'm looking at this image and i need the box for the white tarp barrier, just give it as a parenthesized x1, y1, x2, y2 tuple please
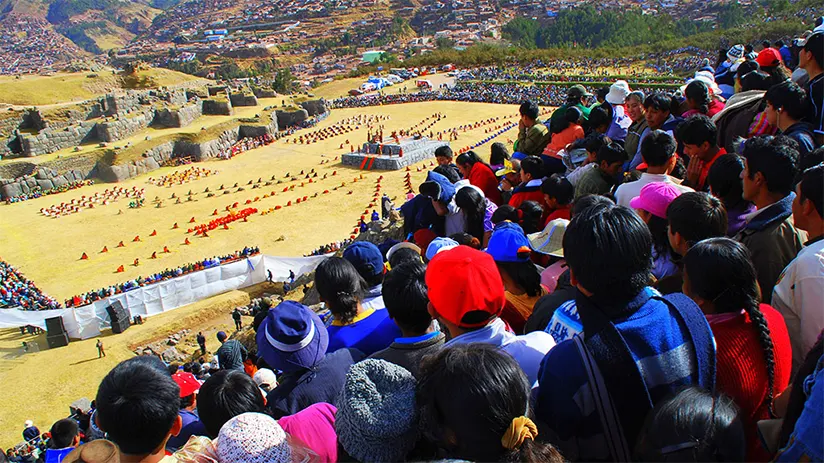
(0, 254, 330, 339)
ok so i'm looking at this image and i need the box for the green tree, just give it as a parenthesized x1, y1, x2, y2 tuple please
(272, 68, 295, 94)
(436, 36, 455, 49)
(503, 17, 538, 48)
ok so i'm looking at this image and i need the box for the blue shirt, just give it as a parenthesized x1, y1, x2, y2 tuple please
(535, 288, 710, 461)
(45, 448, 73, 463)
(166, 409, 207, 451)
(326, 308, 401, 356)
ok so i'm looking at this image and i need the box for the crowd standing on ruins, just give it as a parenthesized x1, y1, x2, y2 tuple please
(4, 23, 824, 463)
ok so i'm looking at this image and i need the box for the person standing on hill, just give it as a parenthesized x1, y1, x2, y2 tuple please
(96, 340, 105, 359)
(215, 331, 247, 371)
(196, 332, 206, 356)
(232, 308, 242, 331)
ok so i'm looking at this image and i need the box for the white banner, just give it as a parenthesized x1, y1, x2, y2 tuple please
(0, 254, 330, 339)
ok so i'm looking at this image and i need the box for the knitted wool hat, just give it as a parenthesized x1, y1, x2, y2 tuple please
(336, 359, 418, 463)
(216, 413, 291, 463)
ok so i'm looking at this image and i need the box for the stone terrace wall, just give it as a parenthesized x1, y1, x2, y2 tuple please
(300, 99, 329, 117)
(96, 142, 175, 183)
(253, 88, 276, 98)
(18, 122, 98, 157)
(229, 94, 258, 107)
(276, 108, 309, 128)
(0, 167, 88, 200)
(154, 101, 203, 128)
(202, 99, 233, 116)
(96, 110, 155, 142)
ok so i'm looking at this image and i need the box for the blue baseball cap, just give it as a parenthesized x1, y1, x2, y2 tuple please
(425, 237, 459, 261)
(486, 221, 532, 262)
(511, 151, 528, 161)
(343, 241, 385, 278)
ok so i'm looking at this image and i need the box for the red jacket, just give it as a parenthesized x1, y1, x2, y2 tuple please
(469, 162, 503, 205)
(709, 304, 792, 462)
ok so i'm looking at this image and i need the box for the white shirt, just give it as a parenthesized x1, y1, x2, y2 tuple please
(771, 237, 824, 374)
(614, 173, 694, 207)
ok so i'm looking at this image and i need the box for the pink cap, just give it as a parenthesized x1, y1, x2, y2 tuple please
(629, 182, 683, 219)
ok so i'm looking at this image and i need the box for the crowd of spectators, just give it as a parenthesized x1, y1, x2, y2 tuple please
(217, 134, 275, 160)
(63, 247, 261, 308)
(4, 25, 824, 463)
(0, 259, 61, 311)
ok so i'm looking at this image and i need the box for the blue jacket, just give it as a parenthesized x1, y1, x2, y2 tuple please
(535, 288, 715, 461)
(782, 122, 817, 158)
(775, 352, 824, 462)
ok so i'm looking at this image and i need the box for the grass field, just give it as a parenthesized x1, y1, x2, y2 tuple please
(0, 68, 209, 106)
(312, 74, 454, 99)
(0, 100, 524, 449)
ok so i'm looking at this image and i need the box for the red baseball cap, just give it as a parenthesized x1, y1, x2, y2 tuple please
(171, 371, 201, 397)
(425, 245, 505, 329)
(756, 48, 783, 68)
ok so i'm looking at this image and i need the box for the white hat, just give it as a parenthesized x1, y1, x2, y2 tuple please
(24, 420, 33, 428)
(385, 242, 422, 263)
(606, 80, 631, 105)
(682, 71, 723, 97)
(252, 368, 277, 389)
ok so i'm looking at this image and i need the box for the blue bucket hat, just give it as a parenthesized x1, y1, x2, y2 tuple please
(486, 221, 532, 263)
(343, 241, 385, 278)
(256, 301, 328, 374)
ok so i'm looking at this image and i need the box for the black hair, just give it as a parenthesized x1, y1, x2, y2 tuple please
(182, 363, 193, 373)
(95, 357, 180, 455)
(517, 200, 544, 235)
(736, 60, 760, 80)
(745, 43, 754, 54)
(634, 386, 745, 462)
(685, 80, 712, 115)
(455, 187, 487, 241)
(798, 163, 824, 217)
(197, 369, 264, 437)
(677, 115, 718, 148)
(434, 145, 453, 160)
(314, 257, 367, 324)
(456, 150, 483, 167)
(640, 130, 677, 167)
(588, 106, 611, 132)
(779, 335, 824, 448)
(596, 141, 629, 165)
(740, 70, 770, 92)
(417, 344, 564, 462)
(388, 247, 422, 268)
(765, 81, 810, 121)
(541, 174, 574, 206)
(775, 39, 784, 47)
(433, 165, 460, 184)
(519, 100, 540, 120)
(491, 204, 518, 225)
(450, 232, 482, 249)
(671, 156, 687, 180)
(490, 142, 510, 166)
(741, 136, 798, 196)
(707, 155, 750, 212)
(49, 419, 78, 449)
(519, 156, 544, 180)
(596, 86, 610, 101)
(496, 261, 542, 298)
(167, 364, 179, 375)
(761, 40, 771, 49)
(179, 393, 195, 410)
(645, 213, 675, 267)
(803, 31, 823, 68)
(666, 192, 728, 246)
(554, 106, 582, 134)
(644, 93, 675, 112)
(563, 201, 652, 308)
(382, 261, 431, 333)
(586, 133, 611, 154)
(572, 194, 614, 217)
(683, 238, 777, 416)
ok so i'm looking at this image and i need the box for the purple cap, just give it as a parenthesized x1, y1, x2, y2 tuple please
(629, 182, 683, 219)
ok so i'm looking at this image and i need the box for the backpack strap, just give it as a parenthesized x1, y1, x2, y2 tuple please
(655, 293, 717, 393)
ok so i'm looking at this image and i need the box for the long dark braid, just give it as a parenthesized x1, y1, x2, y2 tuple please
(741, 302, 777, 417)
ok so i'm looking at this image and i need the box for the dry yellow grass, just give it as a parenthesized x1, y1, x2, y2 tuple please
(0, 68, 209, 106)
(0, 100, 522, 449)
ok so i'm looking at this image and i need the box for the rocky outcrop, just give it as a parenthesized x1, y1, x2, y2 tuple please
(229, 93, 258, 107)
(276, 108, 309, 128)
(101, 92, 144, 116)
(208, 86, 229, 96)
(177, 127, 240, 162)
(95, 142, 174, 183)
(202, 99, 233, 115)
(154, 102, 203, 128)
(239, 113, 278, 138)
(300, 99, 329, 117)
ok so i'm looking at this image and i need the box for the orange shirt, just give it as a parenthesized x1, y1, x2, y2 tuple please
(543, 124, 585, 158)
(697, 148, 726, 191)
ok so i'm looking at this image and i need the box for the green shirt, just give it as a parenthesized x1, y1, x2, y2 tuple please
(574, 165, 614, 200)
(516, 120, 550, 157)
